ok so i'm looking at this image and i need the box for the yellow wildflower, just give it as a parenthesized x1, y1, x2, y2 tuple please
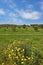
(11, 49, 14, 52)
(14, 62, 17, 65)
(21, 62, 24, 64)
(24, 58, 27, 61)
(14, 54, 16, 56)
(8, 54, 11, 58)
(22, 56, 24, 58)
(7, 47, 10, 50)
(15, 56, 18, 59)
(21, 59, 24, 61)
(17, 48, 21, 51)
(28, 57, 31, 60)
(2, 62, 4, 65)
(26, 56, 28, 58)
(12, 53, 16, 56)
(22, 49, 24, 52)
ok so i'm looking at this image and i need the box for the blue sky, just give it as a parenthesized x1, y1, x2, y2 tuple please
(0, 0, 43, 25)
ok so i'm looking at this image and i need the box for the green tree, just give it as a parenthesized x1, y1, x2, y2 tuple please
(22, 24, 26, 29)
(34, 26, 38, 31)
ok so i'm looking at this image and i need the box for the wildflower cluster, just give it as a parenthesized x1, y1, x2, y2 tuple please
(1, 40, 41, 65)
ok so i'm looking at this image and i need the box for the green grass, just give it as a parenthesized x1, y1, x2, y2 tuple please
(0, 27, 43, 65)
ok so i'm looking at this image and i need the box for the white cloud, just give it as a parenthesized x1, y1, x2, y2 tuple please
(21, 12, 40, 20)
(16, 10, 41, 20)
(0, 9, 5, 15)
(31, 11, 41, 19)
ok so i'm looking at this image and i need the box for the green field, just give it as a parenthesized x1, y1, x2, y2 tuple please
(0, 26, 43, 65)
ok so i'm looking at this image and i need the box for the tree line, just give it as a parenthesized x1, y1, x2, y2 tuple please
(0, 24, 43, 31)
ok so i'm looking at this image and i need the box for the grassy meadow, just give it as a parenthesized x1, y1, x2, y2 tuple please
(0, 24, 43, 65)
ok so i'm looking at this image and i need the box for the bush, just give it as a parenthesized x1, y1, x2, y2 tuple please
(33, 26, 38, 31)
